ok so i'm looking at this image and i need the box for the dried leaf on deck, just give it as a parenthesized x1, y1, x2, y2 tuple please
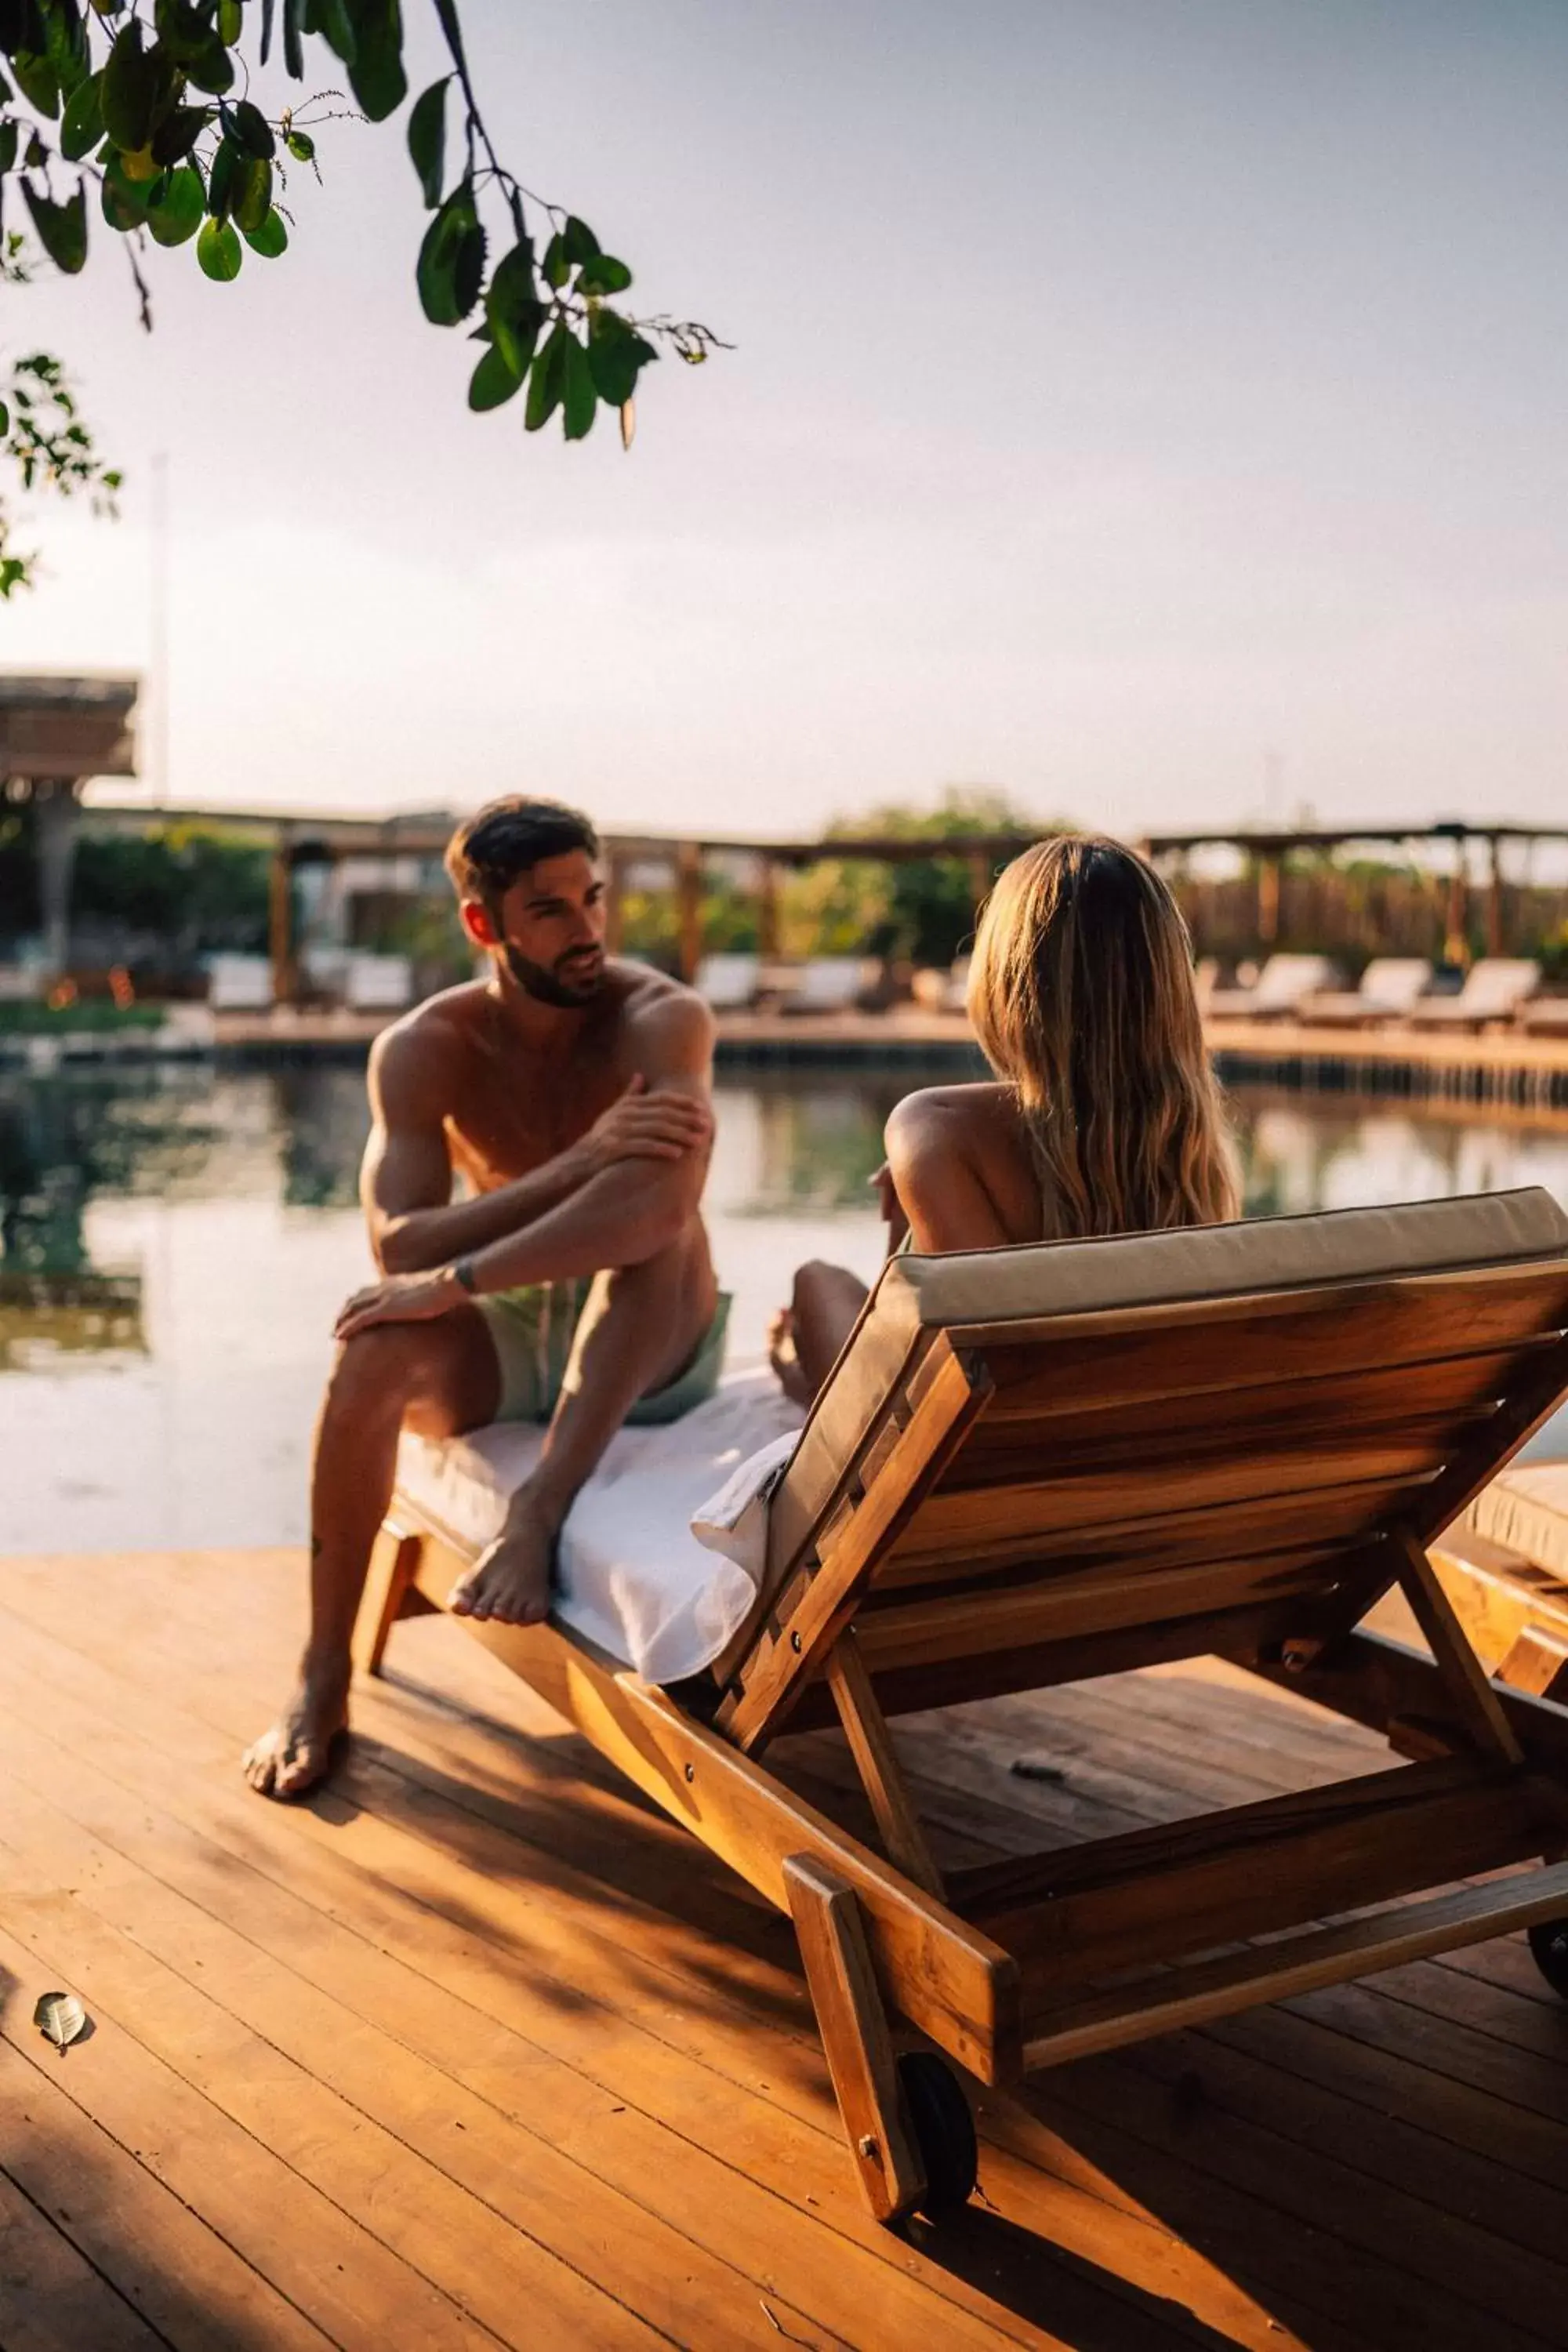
(33, 1991, 88, 2053)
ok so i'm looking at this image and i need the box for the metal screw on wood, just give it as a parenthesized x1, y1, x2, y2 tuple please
(857, 2134, 880, 2165)
(684, 1762, 695, 1783)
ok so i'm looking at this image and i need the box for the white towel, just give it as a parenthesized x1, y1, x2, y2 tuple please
(396, 1368, 804, 1683)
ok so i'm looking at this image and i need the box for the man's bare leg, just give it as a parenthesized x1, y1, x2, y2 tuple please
(244, 1306, 498, 1798)
(450, 1218, 718, 1626)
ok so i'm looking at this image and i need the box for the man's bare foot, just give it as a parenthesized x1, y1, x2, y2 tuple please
(243, 1660, 350, 1799)
(768, 1306, 814, 1408)
(449, 1493, 559, 1625)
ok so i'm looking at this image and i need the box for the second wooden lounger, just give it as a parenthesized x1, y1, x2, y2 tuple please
(359, 1186, 1568, 2227)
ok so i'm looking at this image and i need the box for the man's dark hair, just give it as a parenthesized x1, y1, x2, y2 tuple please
(445, 796, 600, 909)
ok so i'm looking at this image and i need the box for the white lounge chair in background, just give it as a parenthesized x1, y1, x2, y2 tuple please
(783, 958, 877, 1014)
(694, 953, 761, 1011)
(1405, 959, 1541, 1030)
(1298, 957, 1436, 1027)
(345, 954, 414, 1013)
(205, 953, 274, 1012)
(1204, 953, 1341, 1022)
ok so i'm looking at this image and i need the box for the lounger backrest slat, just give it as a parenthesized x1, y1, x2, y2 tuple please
(718, 1190, 1568, 1751)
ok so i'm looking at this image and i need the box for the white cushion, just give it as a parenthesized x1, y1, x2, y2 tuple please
(397, 1369, 803, 1682)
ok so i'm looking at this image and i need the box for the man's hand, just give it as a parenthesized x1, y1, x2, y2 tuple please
(334, 1267, 465, 1341)
(572, 1073, 713, 1183)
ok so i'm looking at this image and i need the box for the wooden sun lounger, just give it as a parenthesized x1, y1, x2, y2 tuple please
(358, 1188, 1568, 2227)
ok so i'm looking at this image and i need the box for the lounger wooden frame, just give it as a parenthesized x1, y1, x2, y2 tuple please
(360, 1231, 1568, 2224)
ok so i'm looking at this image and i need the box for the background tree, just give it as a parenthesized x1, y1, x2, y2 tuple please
(0, 0, 724, 593)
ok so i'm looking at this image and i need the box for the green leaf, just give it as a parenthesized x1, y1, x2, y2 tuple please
(416, 180, 479, 325)
(308, 0, 355, 65)
(183, 36, 234, 96)
(561, 214, 599, 266)
(233, 151, 271, 232)
(102, 19, 159, 151)
(282, 0, 303, 75)
(43, 0, 92, 98)
(586, 307, 657, 407)
(21, 179, 87, 271)
(60, 70, 104, 160)
(468, 339, 523, 412)
(100, 154, 151, 229)
(561, 334, 596, 441)
(232, 99, 275, 159)
(151, 103, 210, 165)
(196, 212, 242, 280)
(145, 161, 203, 245)
(206, 132, 241, 219)
(218, 0, 241, 38)
(575, 252, 631, 297)
(541, 230, 570, 291)
(241, 203, 286, 256)
(285, 128, 314, 162)
(10, 48, 60, 118)
(346, 0, 405, 122)
(406, 72, 447, 208)
(484, 237, 542, 375)
(524, 318, 569, 433)
(0, 401, 9, 437)
(0, 119, 18, 173)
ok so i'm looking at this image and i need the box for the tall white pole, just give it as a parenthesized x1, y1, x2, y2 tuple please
(150, 449, 170, 808)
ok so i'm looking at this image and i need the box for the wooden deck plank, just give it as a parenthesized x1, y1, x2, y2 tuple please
(0, 1798, 828, 2352)
(0, 1917, 510, 2352)
(6, 1545, 1568, 2352)
(0, 2166, 171, 2352)
(0, 1602, 1265, 2352)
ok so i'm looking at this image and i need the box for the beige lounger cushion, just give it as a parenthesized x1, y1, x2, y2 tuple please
(768, 1189, 1568, 1577)
(1463, 1464, 1568, 1583)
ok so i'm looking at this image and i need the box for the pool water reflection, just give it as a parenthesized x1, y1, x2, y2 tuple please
(3, 1063, 1566, 1553)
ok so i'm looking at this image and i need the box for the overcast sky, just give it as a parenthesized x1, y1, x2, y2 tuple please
(5, 0, 1566, 840)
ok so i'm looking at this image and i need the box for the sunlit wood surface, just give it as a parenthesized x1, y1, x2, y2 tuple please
(2, 1547, 1566, 2350)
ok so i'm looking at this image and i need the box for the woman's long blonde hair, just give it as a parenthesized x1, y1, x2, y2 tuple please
(967, 835, 1239, 1236)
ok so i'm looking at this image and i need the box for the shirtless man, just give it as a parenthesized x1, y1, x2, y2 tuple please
(244, 795, 724, 1798)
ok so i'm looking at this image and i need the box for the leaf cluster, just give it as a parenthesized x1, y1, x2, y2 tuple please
(0, 326, 120, 593)
(1, 0, 724, 446)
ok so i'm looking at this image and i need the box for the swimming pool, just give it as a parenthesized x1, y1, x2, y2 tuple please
(3, 1062, 1566, 1553)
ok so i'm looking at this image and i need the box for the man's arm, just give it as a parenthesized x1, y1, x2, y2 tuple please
(367, 1026, 709, 1275)
(454, 993, 715, 1292)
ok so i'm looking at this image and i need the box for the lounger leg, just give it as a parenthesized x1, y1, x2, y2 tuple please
(353, 1524, 428, 1677)
(784, 1853, 927, 2223)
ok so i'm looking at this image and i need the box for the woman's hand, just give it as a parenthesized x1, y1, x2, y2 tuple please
(334, 1266, 465, 1342)
(869, 1160, 909, 1254)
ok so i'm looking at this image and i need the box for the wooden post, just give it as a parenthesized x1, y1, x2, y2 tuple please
(1443, 842, 1470, 967)
(757, 857, 781, 959)
(603, 851, 624, 953)
(967, 849, 992, 927)
(1485, 834, 1504, 956)
(1257, 854, 1281, 948)
(675, 840, 703, 984)
(268, 842, 297, 1005)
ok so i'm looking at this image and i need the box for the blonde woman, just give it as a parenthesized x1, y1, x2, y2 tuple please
(771, 834, 1240, 1404)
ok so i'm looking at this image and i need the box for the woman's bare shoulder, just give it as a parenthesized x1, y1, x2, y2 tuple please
(885, 1083, 1044, 1249)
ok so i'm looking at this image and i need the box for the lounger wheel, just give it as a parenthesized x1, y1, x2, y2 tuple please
(1526, 1917, 1568, 1998)
(896, 2052, 978, 2216)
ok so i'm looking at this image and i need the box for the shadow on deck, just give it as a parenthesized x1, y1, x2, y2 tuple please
(2, 1547, 1566, 2350)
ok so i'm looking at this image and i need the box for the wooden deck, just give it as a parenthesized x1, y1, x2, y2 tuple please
(3, 1550, 1568, 2350)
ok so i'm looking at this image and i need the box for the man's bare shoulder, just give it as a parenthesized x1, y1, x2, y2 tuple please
(608, 962, 715, 1042)
(368, 982, 489, 1107)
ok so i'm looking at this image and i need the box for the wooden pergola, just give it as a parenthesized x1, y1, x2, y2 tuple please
(71, 803, 1568, 996)
(1145, 822, 1568, 960)
(1, 673, 139, 978)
